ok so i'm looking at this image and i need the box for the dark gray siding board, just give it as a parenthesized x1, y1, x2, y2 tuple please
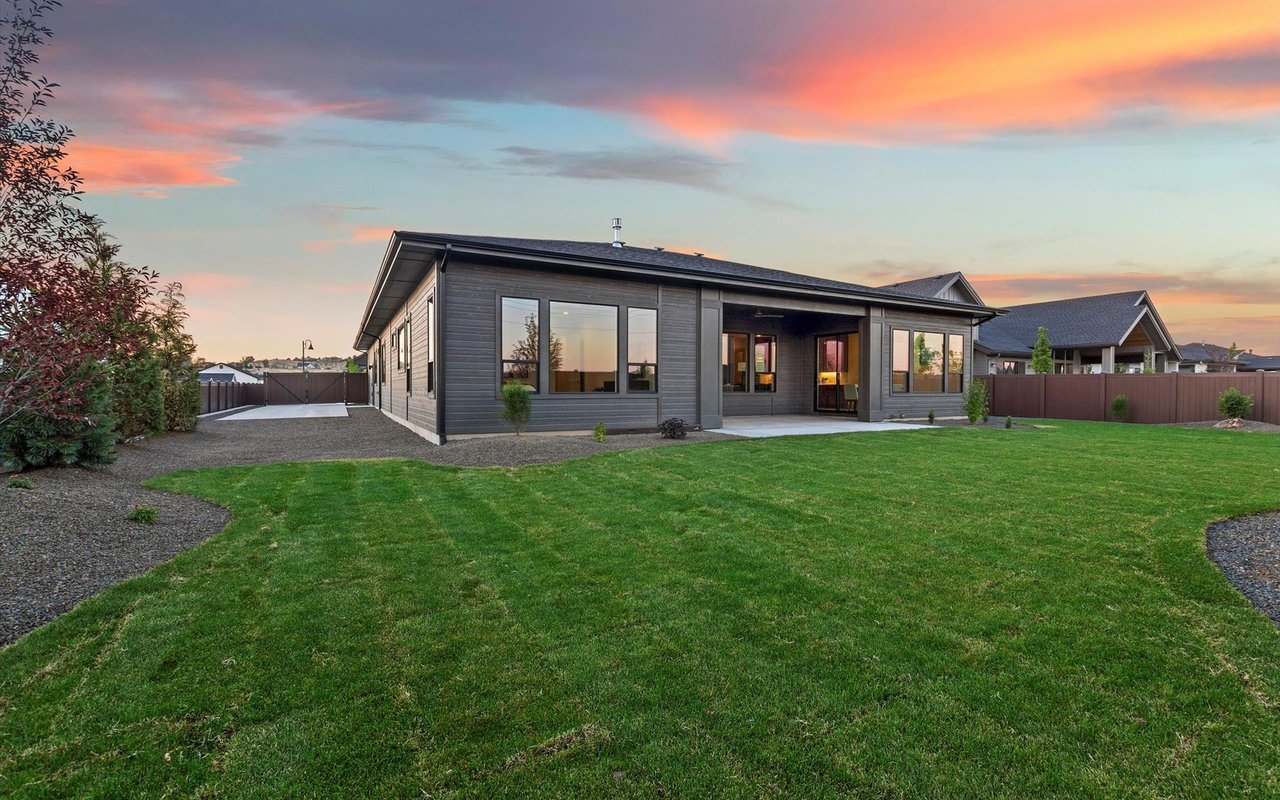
(443, 260, 699, 434)
(698, 296, 722, 428)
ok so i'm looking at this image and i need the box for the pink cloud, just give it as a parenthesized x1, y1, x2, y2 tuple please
(302, 225, 393, 254)
(169, 272, 251, 295)
(68, 141, 238, 192)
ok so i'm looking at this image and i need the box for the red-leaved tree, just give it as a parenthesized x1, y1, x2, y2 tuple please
(0, 0, 148, 428)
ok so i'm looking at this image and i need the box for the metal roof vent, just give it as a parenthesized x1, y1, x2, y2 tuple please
(611, 217, 624, 248)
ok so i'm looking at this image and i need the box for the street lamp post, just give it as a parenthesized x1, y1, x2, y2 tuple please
(301, 339, 314, 370)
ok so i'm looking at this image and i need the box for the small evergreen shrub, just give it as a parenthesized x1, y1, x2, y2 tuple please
(498, 381, 532, 434)
(1004, 416, 1012, 429)
(128, 505, 158, 524)
(1217, 387, 1253, 420)
(163, 377, 201, 432)
(1109, 394, 1130, 422)
(592, 421, 607, 443)
(8, 476, 33, 489)
(112, 352, 165, 441)
(927, 410, 936, 425)
(963, 380, 989, 425)
(659, 417, 688, 439)
(0, 363, 117, 471)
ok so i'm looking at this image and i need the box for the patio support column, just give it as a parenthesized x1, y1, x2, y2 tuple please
(1101, 346, 1116, 373)
(861, 311, 883, 422)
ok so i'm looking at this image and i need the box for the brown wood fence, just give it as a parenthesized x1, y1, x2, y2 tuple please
(263, 372, 369, 405)
(199, 381, 265, 415)
(982, 373, 1280, 424)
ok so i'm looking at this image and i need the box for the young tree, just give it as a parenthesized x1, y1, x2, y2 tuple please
(153, 282, 201, 431)
(1031, 327, 1053, 374)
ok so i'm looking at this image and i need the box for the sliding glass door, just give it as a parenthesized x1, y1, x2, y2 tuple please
(815, 333, 860, 413)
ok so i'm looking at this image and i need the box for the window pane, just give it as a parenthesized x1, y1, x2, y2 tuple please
(628, 308, 657, 362)
(723, 333, 747, 391)
(754, 334, 776, 392)
(628, 363, 657, 392)
(551, 301, 617, 393)
(502, 362, 537, 388)
(913, 331, 944, 392)
(502, 298, 539, 362)
(947, 334, 964, 392)
(892, 329, 910, 391)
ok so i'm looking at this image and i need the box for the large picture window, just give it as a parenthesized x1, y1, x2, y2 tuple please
(551, 301, 617, 393)
(723, 333, 748, 391)
(753, 335, 776, 392)
(501, 297, 539, 390)
(627, 307, 657, 392)
(892, 328, 965, 393)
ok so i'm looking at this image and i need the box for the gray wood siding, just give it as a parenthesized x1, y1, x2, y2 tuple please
(367, 269, 438, 434)
(878, 308, 975, 419)
(442, 260, 700, 434)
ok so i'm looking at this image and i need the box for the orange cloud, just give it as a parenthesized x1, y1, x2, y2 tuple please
(68, 141, 238, 192)
(302, 225, 393, 254)
(636, 0, 1280, 141)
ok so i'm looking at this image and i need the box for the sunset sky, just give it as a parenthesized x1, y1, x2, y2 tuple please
(43, 0, 1280, 359)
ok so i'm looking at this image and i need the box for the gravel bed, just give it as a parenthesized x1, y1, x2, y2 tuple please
(1, 408, 730, 644)
(1207, 512, 1280, 627)
(890, 418, 1039, 430)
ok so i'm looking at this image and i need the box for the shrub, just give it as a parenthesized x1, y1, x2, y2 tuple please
(8, 476, 33, 489)
(1031, 327, 1053, 374)
(163, 377, 201, 432)
(128, 505, 158, 524)
(111, 351, 166, 440)
(1005, 415, 1013, 429)
(592, 421, 607, 443)
(927, 410, 936, 425)
(498, 381, 532, 434)
(0, 363, 117, 471)
(963, 379, 989, 425)
(659, 417, 688, 439)
(1217, 387, 1254, 420)
(1109, 394, 1130, 422)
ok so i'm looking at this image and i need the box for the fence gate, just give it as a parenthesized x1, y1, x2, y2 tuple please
(262, 372, 368, 405)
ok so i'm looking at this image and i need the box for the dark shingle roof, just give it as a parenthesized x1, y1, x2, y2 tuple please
(1238, 352, 1280, 371)
(1176, 342, 1238, 364)
(397, 233, 986, 308)
(878, 272, 963, 298)
(977, 291, 1155, 354)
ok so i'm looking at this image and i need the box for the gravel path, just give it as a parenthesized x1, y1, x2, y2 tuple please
(1207, 512, 1280, 627)
(1, 407, 730, 645)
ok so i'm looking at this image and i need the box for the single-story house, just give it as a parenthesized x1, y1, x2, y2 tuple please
(1237, 352, 1280, 372)
(353, 227, 999, 443)
(1176, 342, 1240, 373)
(197, 363, 263, 384)
(974, 291, 1181, 375)
(877, 271, 986, 307)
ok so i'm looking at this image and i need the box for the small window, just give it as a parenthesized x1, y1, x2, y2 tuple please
(426, 295, 436, 394)
(627, 307, 657, 392)
(753, 334, 776, 392)
(501, 297, 539, 390)
(947, 334, 964, 392)
(551, 301, 618, 393)
(892, 329, 910, 392)
(723, 333, 747, 391)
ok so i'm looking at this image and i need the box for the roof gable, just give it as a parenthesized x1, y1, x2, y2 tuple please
(878, 272, 984, 305)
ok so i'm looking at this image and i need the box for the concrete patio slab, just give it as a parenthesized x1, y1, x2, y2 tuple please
(217, 403, 350, 421)
(712, 415, 931, 438)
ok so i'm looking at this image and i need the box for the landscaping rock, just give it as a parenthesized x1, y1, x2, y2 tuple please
(1207, 511, 1280, 628)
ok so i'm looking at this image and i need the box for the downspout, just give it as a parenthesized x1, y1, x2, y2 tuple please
(436, 244, 451, 444)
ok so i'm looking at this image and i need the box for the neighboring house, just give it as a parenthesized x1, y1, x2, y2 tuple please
(1237, 352, 1280, 372)
(1176, 342, 1241, 373)
(354, 228, 998, 443)
(197, 363, 263, 384)
(974, 291, 1181, 375)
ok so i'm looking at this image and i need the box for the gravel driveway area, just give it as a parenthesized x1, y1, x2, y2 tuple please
(1208, 511, 1280, 628)
(1, 407, 730, 645)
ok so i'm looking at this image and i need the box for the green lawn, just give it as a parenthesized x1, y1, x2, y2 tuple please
(3, 422, 1279, 798)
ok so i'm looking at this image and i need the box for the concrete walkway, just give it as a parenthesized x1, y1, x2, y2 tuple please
(713, 415, 930, 438)
(217, 403, 350, 421)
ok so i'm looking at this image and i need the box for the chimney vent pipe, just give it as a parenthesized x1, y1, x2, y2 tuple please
(611, 217, 623, 248)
